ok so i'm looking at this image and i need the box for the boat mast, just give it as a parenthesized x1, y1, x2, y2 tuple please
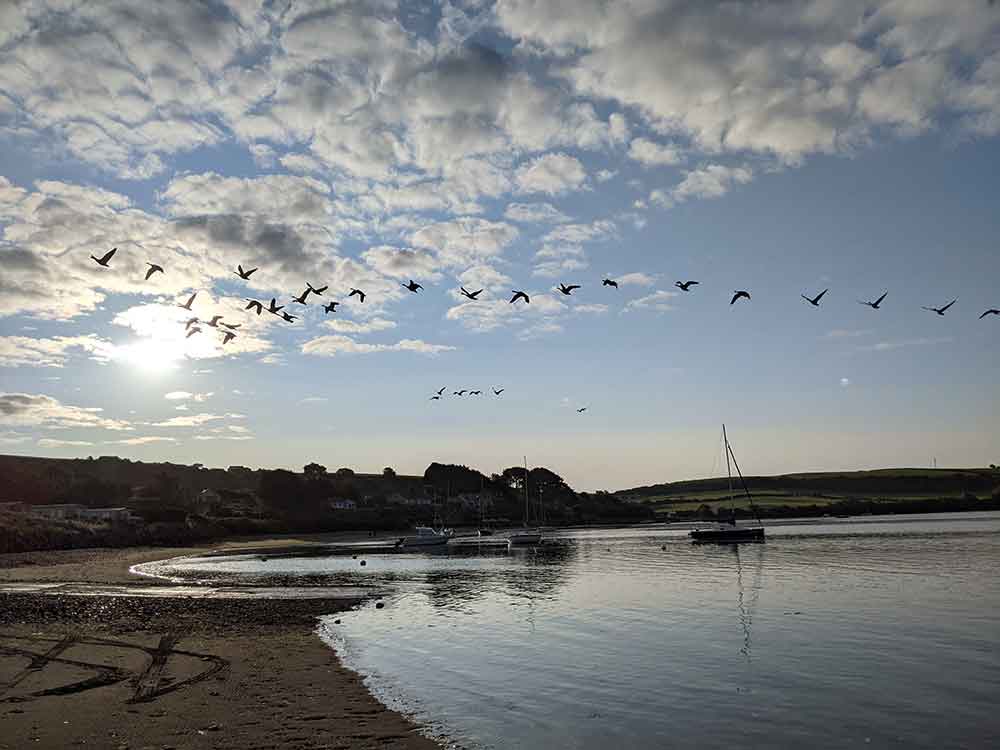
(726, 434, 762, 525)
(723, 423, 733, 513)
(523, 455, 529, 527)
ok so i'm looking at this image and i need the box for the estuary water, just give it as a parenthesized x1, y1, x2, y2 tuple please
(146, 513, 1000, 749)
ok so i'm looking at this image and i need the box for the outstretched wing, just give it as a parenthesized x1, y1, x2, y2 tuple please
(99, 247, 117, 264)
(941, 298, 957, 312)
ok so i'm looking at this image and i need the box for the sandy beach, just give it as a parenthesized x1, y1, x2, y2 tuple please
(0, 542, 440, 750)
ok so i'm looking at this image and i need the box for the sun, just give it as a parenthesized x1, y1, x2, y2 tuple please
(113, 338, 184, 374)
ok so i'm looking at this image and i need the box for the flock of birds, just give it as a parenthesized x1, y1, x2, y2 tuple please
(89, 246, 1000, 356)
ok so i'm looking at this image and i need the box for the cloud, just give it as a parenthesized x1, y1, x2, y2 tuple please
(825, 329, 874, 339)
(627, 138, 683, 166)
(164, 391, 213, 402)
(410, 218, 519, 268)
(864, 337, 953, 352)
(323, 318, 397, 335)
(37, 439, 94, 448)
(362, 246, 442, 281)
(515, 153, 587, 195)
(302, 336, 457, 357)
(0, 393, 131, 431)
(840, 378, 851, 388)
(299, 397, 329, 405)
(503, 202, 570, 224)
(0, 431, 31, 445)
(615, 272, 656, 287)
(624, 290, 678, 313)
(110, 436, 178, 446)
(652, 164, 753, 207)
(445, 293, 566, 333)
(150, 413, 227, 428)
(0, 335, 114, 367)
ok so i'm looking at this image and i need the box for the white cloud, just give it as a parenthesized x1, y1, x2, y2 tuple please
(38, 438, 94, 448)
(624, 290, 678, 313)
(150, 413, 227, 428)
(0, 393, 131, 431)
(627, 138, 682, 166)
(362, 246, 442, 281)
(515, 153, 587, 195)
(864, 337, 953, 352)
(503, 202, 570, 224)
(616, 272, 656, 287)
(0, 335, 114, 367)
(410, 218, 519, 268)
(653, 165, 753, 208)
(164, 391, 213, 402)
(323, 318, 397, 335)
(110, 436, 178, 446)
(302, 336, 457, 357)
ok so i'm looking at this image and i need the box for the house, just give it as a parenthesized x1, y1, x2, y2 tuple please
(386, 492, 433, 507)
(31, 503, 87, 520)
(77, 507, 134, 523)
(330, 498, 357, 511)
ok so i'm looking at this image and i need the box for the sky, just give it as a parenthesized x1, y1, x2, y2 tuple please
(0, 0, 998, 491)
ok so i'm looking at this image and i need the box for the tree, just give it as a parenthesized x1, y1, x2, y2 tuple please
(383, 467, 396, 477)
(304, 463, 327, 480)
(336, 467, 355, 477)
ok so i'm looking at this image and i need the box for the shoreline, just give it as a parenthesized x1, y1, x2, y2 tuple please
(0, 540, 442, 750)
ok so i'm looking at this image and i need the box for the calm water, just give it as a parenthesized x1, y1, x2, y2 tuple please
(147, 513, 1000, 749)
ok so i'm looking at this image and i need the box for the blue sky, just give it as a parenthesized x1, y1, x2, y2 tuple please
(1, 1, 998, 490)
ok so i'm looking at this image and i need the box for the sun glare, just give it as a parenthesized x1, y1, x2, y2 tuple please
(113, 338, 184, 374)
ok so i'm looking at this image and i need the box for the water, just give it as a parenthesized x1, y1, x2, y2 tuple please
(146, 513, 1000, 749)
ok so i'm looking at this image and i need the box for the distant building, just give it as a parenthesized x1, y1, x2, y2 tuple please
(31, 504, 134, 523)
(78, 507, 134, 523)
(386, 492, 432, 507)
(31, 503, 86, 520)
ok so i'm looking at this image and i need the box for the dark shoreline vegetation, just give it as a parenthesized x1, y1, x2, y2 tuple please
(1, 454, 997, 554)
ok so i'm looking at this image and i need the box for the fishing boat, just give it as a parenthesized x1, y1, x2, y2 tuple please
(396, 526, 452, 548)
(690, 425, 765, 543)
(507, 456, 544, 546)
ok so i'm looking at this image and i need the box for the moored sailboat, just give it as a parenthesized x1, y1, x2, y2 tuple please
(690, 425, 765, 543)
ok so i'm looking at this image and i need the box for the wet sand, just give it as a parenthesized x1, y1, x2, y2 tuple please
(0, 543, 441, 750)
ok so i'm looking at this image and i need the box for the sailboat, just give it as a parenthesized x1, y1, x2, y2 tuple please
(508, 456, 543, 546)
(690, 425, 765, 542)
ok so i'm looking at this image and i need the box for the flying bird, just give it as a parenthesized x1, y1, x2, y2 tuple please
(267, 298, 284, 314)
(460, 287, 483, 300)
(470, 390, 482, 396)
(802, 288, 829, 307)
(206, 315, 224, 328)
(307, 282, 328, 296)
(349, 288, 366, 303)
(859, 291, 888, 309)
(558, 283, 580, 295)
(245, 299, 264, 315)
(454, 390, 467, 396)
(90, 247, 117, 267)
(323, 302, 340, 314)
(185, 326, 201, 339)
(493, 388, 504, 396)
(292, 289, 311, 305)
(675, 281, 699, 292)
(436, 387, 447, 396)
(221, 322, 241, 331)
(281, 311, 297, 323)
(403, 280, 422, 293)
(144, 263, 164, 281)
(179, 292, 197, 311)
(235, 264, 257, 280)
(430, 395, 441, 400)
(980, 309, 999, 319)
(730, 290, 751, 305)
(576, 407, 587, 413)
(510, 290, 530, 304)
(602, 279, 618, 288)
(183, 317, 199, 330)
(922, 299, 957, 316)
(221, 330, 236, 345)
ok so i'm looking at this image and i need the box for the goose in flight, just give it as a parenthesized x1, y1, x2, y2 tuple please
(602, 278, 618, 288)
(403, 280, 422, 293)
(558, 283, 580, 295)
(493, 388, 504, 396)
(307, 282, 328, 296)
(859, 291, 888, 309)
(144, 263, 164, 281)
(280, 311, 297, 323)
(179, 292, 197, 311)
(245, 299, 264, 315)
(183, 317, 199, 331)
(730, 290, 751, 305)
(802, 288, 829, 307)
(267, 298, 284, 314)
(454, 390, 467, 396)
(576, 407, 587, 413)
(90, 247, 117, 267)
(206, 315, 224, 328)
(323, 302, 340, 314)
(980, 309, 999, 319)
(430, 395, 442, 400)
(221, 322, 241, 331)
(235, 264, 257, 280)
(292, 289, 311, 305)
(185, 326, 201, 339)
(510, 290, 530, 304)
(436, 387, 447, 396)
(221, 330, 236, 345)
(349, 288, 366, 303)
(675, 281, 699, 292)
(922, 299, 957, 316)
(470, 390, 482, 396)
(460, 287, 483, 300)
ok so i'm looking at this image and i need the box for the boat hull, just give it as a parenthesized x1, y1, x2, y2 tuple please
(507, 532, 543, 545)
(689, 527, 764, 543)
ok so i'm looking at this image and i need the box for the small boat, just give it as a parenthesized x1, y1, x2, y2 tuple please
(506, 456, 544, 546)
(396, 526, 452, 549)
(508, 531, 543, 545)
(690, 425, 765, 543)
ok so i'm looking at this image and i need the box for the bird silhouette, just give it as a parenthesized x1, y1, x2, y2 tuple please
(980, 309, 999, 319)
(206, 315, 224, 328)
(403, 280, 422, 293)
(558, 283, 580, 295)
(730, 290, 751, 305)
(186, 326, 201, 339)
(221, 322, 241, 331)
(183, 317, 199, 331)
(245, 299, 263, 315)
(802, 288, 829, 307)
(281, 311, 297, 323)
(323, 302, 340, 314)
(179, 292, 197, 311)
(221, 330, 236, 345)
(510, 290, 530, 304)
(460, 287, 483, 300)
(292, 289, 311, 305)
(859, 291, 888, 309)
(144, 263, 163, 281)
(349, 288, 366, 303)
(267, 298, 284, 314)
(470, 390, 482, 395)
(436, 387, 447, 396)
(675, 281, 699, 291)
(922, 299, 957, 316)
(576, 407, 587, 413)
(307, 282, 328, 296)
(454, 390, 467, 396)
(602, 278, 618, 288)
(430, 395, 441, 400)
(493, 388, 504, 396)
(235, 264, 257, 280)
(90, 247, 117, 267)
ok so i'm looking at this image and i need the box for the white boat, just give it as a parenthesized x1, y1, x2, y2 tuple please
(506, 456, 544, 546)
(396, 526, 452, 548)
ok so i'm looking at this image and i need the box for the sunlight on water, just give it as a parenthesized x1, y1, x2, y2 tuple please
(153, 513, 1000, 749)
